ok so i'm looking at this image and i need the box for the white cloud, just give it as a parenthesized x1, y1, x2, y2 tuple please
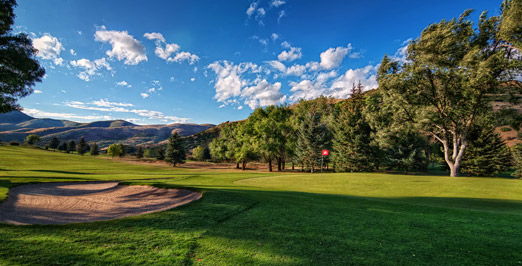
(242, 80, 286, 109)
(288, 71, 337, 102)
(208, 60, 282, 109)
(70, 49, 76, 56)
(32, 33, 64, 65)
(156, 43, 180, 60)
(319, 44, 352, 70)
(63, 100, 190, 123)
(278, 10, 286, 23)
(70, 58, 111, 81)
(94, 28, 147, 65)
(267, 60, 286, 72)
(329, 65, 379, 98)
(246, 2, 257, 16)
(190, 78, 196, 82)
(91, 99, 133, 108)
(271, 0, 286, 7)
(267, 60, 306, 76)
(140, 93, 149, 99)
(281, 41, 291, 49)
(143, 32, 166, 43)
(278, 47, 302, 62)
(34, 90, 42, 94)
(23, 108, 113, 121)
(169, 51, 200, 65)
(271, 33, 279, 41)
(116, 80, 132, 87)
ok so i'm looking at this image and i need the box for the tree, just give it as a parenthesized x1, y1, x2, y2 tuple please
(136, 146, 144, 159)
(49, 137, 59, 151)
(461, 126, 512, 176)
(0, 0, 45, 113)
(165, 132, 186, 166)
(156, 147, 165, 160)
(377, 8, 521, 176)
(107, 143, 124, 158)
(25, 134, 40, 145)
(295, 106, 329, 173)
(67, 140, 76, 154)
(192, 145, 209, 161)
(90, 143, 99, 156)
(77, 137, 88, 156)
(331, 82, 377, 172)
(512, 143, 522, 178)
(57, 142, 67, 152)
(499, 0, 522, 51)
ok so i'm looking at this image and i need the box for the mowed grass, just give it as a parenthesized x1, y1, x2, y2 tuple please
(1, 145, 522, 265)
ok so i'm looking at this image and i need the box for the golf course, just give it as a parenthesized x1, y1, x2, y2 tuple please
(1, 145, 521, 265)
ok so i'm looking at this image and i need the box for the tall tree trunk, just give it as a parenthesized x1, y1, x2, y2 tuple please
(441, 136, 467, 177)
(236, 162, 240, 169)
(311, 162, 315, 173)
(242, 160, 246, 170)
(292, 162, 294, 170)
(268, 159, 273, 172)
(277, 158, 282, 171)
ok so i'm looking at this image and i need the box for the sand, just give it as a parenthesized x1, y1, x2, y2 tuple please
(0, 182, 201, 225)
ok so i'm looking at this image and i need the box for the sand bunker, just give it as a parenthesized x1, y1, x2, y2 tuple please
(0, 182, 201, 225)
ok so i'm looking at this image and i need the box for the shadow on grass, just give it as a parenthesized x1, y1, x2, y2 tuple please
(1, 185, 522, 265)
(27, 170, 92, 175)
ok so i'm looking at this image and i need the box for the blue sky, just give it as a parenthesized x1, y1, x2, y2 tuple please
(14, 0, 502, 125)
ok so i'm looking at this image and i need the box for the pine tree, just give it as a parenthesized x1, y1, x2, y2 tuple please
(49, 137, 59, 151)
(58, 142, 67, 152)
(295, 109, 328, 173)
(461, 126, 512, 176)
(165, 132, 186, 166)
(136, 146, 144, 159)
(90, 143, 99, 156)
(156, 147, 165, 161)
(331, 82, 376, 172)
(77, 137, 87, 156)
(67, 140, 76, 154)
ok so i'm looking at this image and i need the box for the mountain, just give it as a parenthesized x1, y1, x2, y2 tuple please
(0, 111, 214, 147)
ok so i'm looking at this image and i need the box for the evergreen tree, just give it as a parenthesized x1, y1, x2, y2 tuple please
(331, 82, 376, 172)
(67, 140, 76, 154)
(90, 143, 99, 156)
(49, 137, 60, 151)
(58, 142, 67, 152)
(165, 132, 186, 166)
(295, 108, 329, 173)
(0, 0, 46, 113)
(77, 137, 88, 156)
(512, 143, 522, 178)
(202, 146, 211, 160)
(461, 126, 512, 176)
(156, 147, 165, 160)
(136, 146, 144, 159)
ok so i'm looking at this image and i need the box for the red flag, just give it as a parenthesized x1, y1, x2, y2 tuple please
(322, 149, 329, 156)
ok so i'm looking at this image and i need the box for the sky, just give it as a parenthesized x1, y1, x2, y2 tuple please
(13, 0, 503, 125)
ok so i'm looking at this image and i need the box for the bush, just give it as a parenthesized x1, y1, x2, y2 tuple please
(500, 127, 512, 132)
(8, 141, 20, 146)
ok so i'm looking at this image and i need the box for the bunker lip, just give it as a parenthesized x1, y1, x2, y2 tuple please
(0, 181, 202, 225)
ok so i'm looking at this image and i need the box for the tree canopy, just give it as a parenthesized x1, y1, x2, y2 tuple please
(0, 0, 45, 113)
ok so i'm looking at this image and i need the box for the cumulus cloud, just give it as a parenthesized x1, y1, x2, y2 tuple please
(271, 0, 286, 7)
(70, 49, 76, 56)
(246, 2, 257, 16)
(319, 44, 352, 70)
(278, 47, 302, 62)
(32, 33, 64, 65)
(208, 60, 282, 109)
(94, 28, 147, 65)
(140, 93, 149, 99)
(242, 80, 286, 109)
(329, 65, 379, 98)
(116, 80, 132, 87)
(281, 41, 291, 49)
(144, 32, 181, 60)
(143, 32, 166, 43)
(70, 58, 112, 81)
(271, 33, 279, 41)
(169, 51, 200, 65)
(266, 60, 306, 76)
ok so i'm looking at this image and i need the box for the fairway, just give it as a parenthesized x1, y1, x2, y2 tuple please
(1, 145, 522, 265)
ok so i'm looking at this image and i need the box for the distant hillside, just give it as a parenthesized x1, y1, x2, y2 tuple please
(0, 111, 214, 147)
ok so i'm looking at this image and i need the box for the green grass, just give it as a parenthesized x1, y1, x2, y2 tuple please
(1, 145, 522, 265)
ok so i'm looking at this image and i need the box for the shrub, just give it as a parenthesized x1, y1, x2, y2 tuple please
(8, 141, 20, 146)
(500, 127, 512, 132)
